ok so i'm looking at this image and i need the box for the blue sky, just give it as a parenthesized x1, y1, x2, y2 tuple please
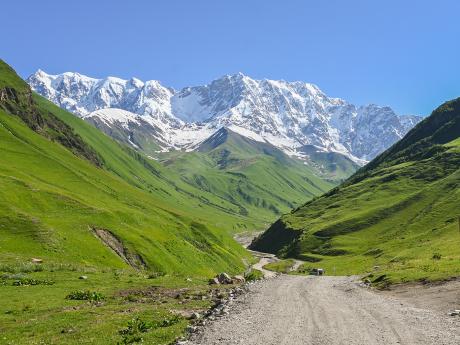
(2, 0, 460, 115)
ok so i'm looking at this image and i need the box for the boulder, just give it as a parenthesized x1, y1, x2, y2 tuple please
(61, 328, 75, 334)
(190, 312, 201, 320)
(31, 258, 43, 264)
(78, 275, 88, 280)
(232, 275, 245, 283)
(208, 277, 220, 285)
(186, 325, 198, 333)
(217, 272, 232, 284)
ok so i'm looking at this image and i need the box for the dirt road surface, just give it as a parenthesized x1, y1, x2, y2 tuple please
(187, 275, 460, 345)
(249, 250, 278, 278)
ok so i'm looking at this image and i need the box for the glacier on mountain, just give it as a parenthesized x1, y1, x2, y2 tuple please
(28, 70, 422, 163)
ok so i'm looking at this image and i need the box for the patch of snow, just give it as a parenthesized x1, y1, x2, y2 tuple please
(171, 89, 213, 123)
(84, 108, 140, 129)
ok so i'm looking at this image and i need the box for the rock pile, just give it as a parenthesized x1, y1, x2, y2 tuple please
(176, 283, 251, 344)
(208, 272, 246, 285)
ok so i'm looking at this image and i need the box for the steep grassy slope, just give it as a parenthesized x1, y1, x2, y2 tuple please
(251, 99, 460, 284)
(0, 60, 264, 345)
(0, 59, 254, 276)
(0, 62, 102, 166)
(162, 128, 336, 223)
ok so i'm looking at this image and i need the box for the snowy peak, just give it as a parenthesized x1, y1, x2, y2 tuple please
(172, 72, 254, 123)
(28, 70, 179, 126)
(28, 70, 422, 163)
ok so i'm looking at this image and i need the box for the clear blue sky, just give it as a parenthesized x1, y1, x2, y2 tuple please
(3, 0, 460, 115)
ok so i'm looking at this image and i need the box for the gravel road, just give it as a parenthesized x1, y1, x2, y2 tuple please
(187, 275, 460, 345)
(249, 250, 278, 278)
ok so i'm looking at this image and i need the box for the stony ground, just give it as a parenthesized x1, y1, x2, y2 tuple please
(186, 275, 460, 345)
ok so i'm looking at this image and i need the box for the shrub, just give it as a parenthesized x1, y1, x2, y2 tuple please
(432, 252, 442, 260)
(66, 290, 105, 302)
(152, 314, 181, 328)
(118, 317, 152, 344)
(244, 268, 263, 281)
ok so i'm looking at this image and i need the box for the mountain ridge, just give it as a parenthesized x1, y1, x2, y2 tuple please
(28, 70, 422, 164)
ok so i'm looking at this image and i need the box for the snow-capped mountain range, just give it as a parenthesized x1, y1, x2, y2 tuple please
(27, 70, 422, 163)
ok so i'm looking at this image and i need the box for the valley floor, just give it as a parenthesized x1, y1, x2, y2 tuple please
(186, 275, 460, 345)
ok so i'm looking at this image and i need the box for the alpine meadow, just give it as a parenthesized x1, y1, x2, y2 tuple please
(1, 2, 460, 344)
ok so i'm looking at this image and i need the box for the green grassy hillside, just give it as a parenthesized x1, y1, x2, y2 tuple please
(161, 128, 337, 223)
(0, 60, 268, 344)
(0, 59, 256, 276)
(251, 98, 460, 284)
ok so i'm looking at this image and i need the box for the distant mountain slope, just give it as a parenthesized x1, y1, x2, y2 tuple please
(251, 98, 460, 283)
(0, 59, 256, 275)
(28, 70, 421, 163)
(162, 128, 339, 221)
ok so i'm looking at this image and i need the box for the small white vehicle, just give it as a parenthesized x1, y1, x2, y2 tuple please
(309, 268, 325, 276)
